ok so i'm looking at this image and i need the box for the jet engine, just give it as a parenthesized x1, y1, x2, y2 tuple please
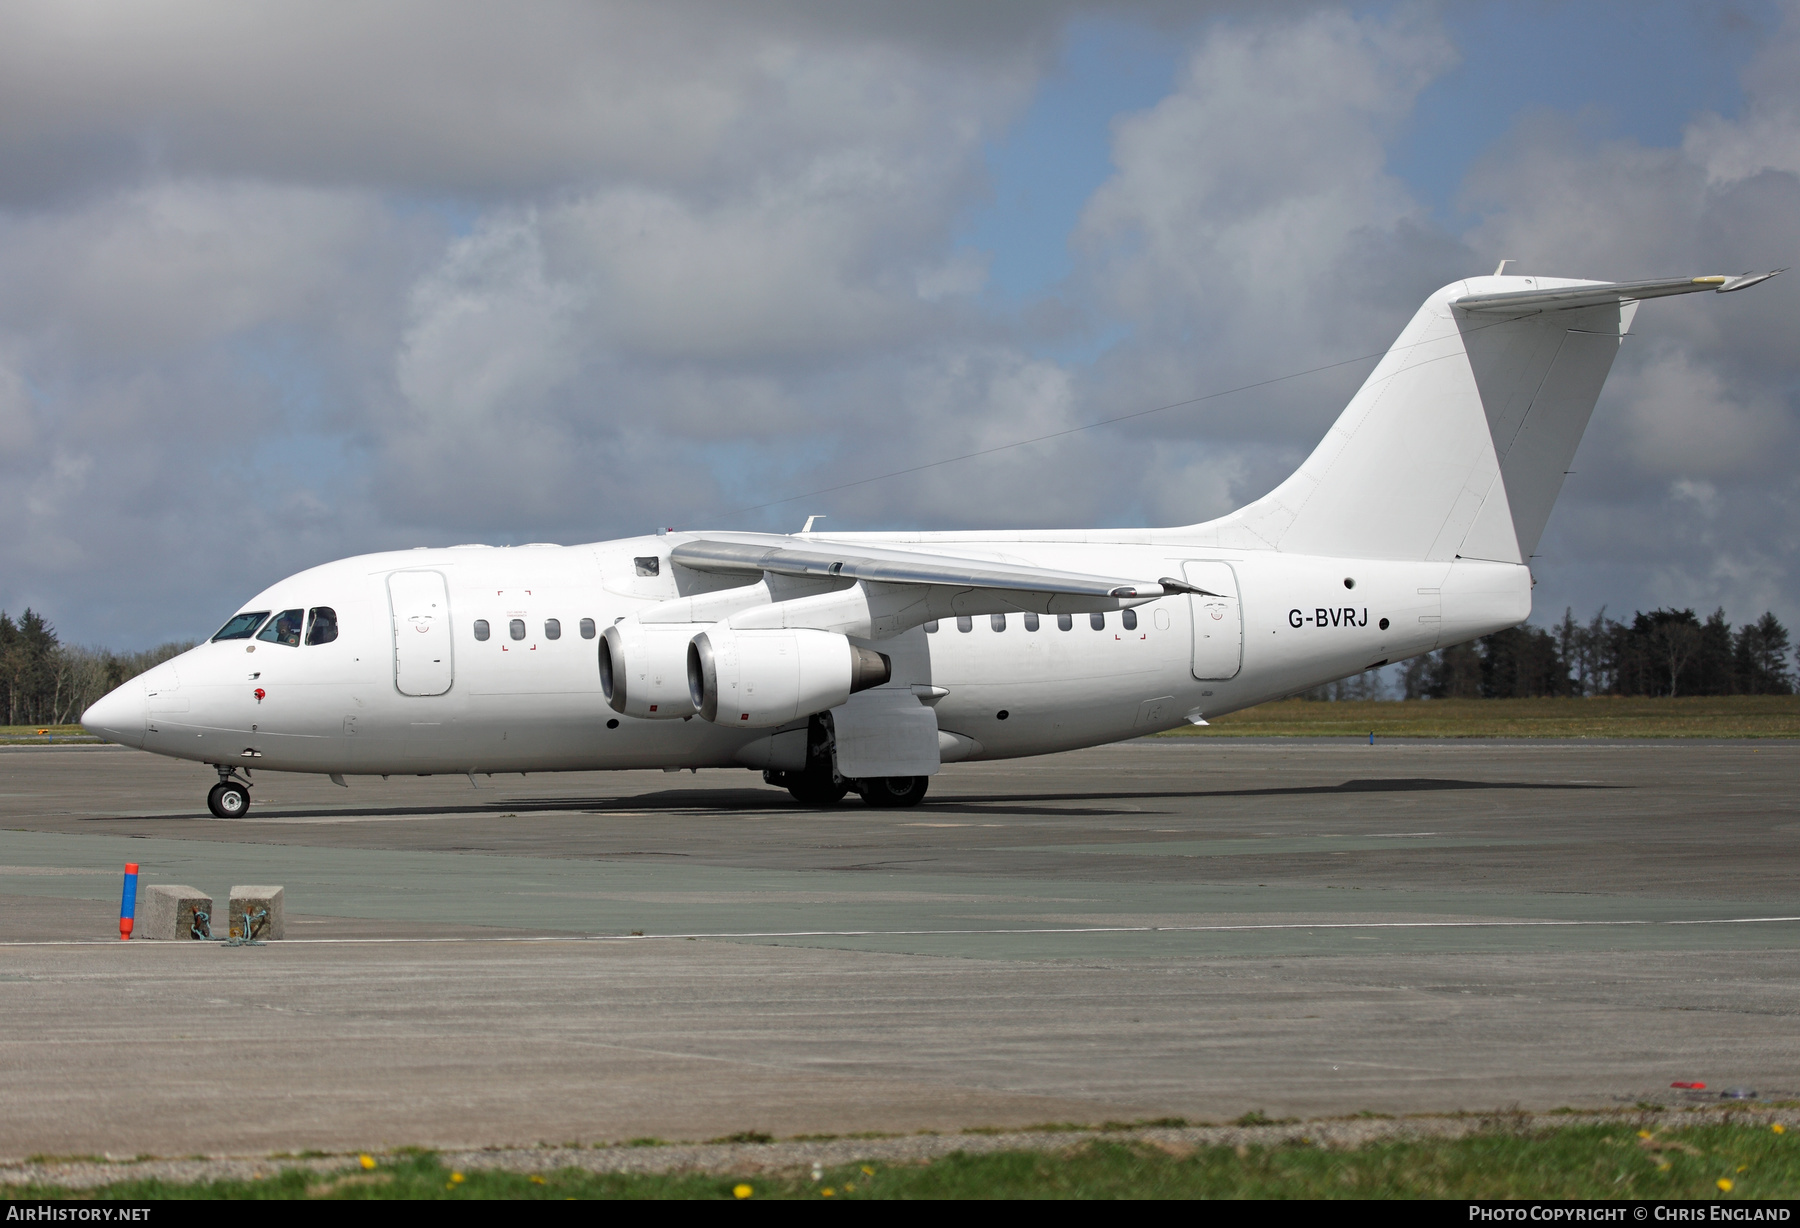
(599, 621, 699, 718)
(687, 626, 889, 728)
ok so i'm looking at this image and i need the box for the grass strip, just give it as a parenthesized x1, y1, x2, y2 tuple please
(1159, 696, 1800, 739)
(0, 725, 101, 744)
(7, 1123, 1797, 1200)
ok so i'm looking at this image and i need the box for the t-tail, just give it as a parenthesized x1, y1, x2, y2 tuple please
(1197, 268, 1784, 564)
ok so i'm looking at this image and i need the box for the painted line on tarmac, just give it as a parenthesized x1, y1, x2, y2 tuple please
(5, 915, 1800, 947)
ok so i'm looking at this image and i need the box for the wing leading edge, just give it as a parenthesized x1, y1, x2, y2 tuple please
(670, 534, 1199, 600)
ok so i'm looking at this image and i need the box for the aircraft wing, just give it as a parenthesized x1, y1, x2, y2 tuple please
(1454, 271, 1783, 314)
(670, 534, 1197, 599)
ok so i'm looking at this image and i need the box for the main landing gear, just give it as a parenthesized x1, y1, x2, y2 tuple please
(855, 775, 931, 809)
(764, 766, 929, 808)
(764, 713, 850, 806)
(768, 765, 852, 806)
(206, 765, 252, 818)
(762, 714, 930, 809)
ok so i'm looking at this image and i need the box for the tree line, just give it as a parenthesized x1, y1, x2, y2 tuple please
(1300, 606, 1792, 702)
(0, 609, 192, 727)
(1376, 607, 1792, 701)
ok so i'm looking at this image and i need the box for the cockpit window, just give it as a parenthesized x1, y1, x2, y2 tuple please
(306, 607, 338, 646)
(212, 611, 270, 641)
(256, 609, 304, 647)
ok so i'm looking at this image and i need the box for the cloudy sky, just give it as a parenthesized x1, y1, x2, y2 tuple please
(1, 0, 1795, 650)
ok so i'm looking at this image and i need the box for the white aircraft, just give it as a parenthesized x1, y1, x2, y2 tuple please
(82, 269, 1781, 817)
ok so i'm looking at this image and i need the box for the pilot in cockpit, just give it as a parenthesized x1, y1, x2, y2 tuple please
(264, 611, 302, 647)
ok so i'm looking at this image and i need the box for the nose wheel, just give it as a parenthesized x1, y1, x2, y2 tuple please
(206, 767, 252, 817)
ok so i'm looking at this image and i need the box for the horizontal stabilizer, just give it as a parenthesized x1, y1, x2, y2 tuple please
(1454, 271, 1782, 315)
(671, 534, 1164, 598)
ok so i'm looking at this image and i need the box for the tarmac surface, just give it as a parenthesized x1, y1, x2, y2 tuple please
(0, 738, 1795, 1159)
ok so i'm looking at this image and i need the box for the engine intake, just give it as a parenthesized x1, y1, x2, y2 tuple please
(687, 626, 889, 727)
(599, 621, 699, 718)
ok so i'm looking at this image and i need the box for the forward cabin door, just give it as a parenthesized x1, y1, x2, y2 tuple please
(389, 571, 454, 696)
(1184, 561, 1243, 681)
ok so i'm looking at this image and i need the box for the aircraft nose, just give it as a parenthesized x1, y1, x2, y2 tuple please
(82, 680, 146, 749)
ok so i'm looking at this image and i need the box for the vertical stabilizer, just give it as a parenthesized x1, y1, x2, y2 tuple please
(1190, 274, 1647, 562)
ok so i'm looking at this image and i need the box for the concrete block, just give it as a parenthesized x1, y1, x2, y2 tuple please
(228, 885, 285, 941)
(139, 885, 214, 941)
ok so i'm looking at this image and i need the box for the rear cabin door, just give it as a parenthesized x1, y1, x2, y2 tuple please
(1183, 561, 1243, 681)
(389, 571, 454, 696)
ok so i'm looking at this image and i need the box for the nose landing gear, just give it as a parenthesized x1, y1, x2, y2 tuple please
(206, 765, 252, 818)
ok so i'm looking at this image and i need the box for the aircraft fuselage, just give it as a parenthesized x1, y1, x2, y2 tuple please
(101, 533, 1529, 778)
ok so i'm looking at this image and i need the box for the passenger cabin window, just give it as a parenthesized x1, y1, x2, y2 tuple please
(956, 615, 973, 633)
(256, 609, 304, 647)
(305, 607, 338, 645)
(579, 618, 596, 639)
(990, 613, 1006, 632)
(545, 618, 561, 640)
(509, 619, 526, 641)
(1090, 612, 1106, 631)
(634, 556, 660, 577)
(212, 611, 269, 641)
(1058, 614, 1073, 631)
(1024, 613, 1039, 631)
(923, 619, 939, 633)
(474, 620, 490, 641)
(1122, 609, 1138, 631)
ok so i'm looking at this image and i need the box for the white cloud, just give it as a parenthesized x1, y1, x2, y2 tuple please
(0, 4, 1074, 640)
(1081, 8, 1452, 325)
(397, 213, 585, 430)
(0, 1, 1057, 201)
(545, 176, 944, 363)
(913, 250, 989, 302)
(0, 362, 32, 454)
(1610, 347, 1791, 480)
(1063, 7, 1463, 521)
(1, 1, 1797, 649)
(1684, 4, 1800, 185)
(1671, 478, 1720, 518)
(0, 180, 416, 367)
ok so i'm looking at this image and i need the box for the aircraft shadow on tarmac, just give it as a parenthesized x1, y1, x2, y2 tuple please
(912, 777, 1617, 818)
(78, 776, 1617, 824)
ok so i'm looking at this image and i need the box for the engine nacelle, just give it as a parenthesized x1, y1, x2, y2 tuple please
(687, 626, 889, 728)
(599, 621, 698, 718)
